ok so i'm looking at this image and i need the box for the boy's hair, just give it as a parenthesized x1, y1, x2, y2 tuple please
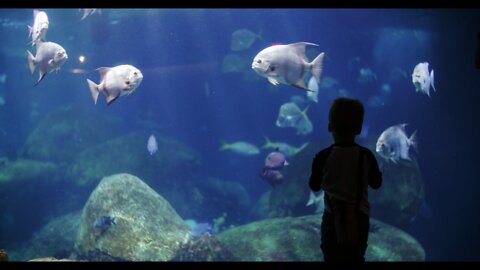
(328, 97, 364, 135)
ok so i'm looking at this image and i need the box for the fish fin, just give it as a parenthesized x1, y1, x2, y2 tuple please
(96, 67, 111, 83)
(397, 123, 408, 131)
(219, 141, 229, 151)
(80, 10, 89, 21)
(106, 91, 120, 106)
(296, 142, 310, 154)
(262, 134, 271, 149)
(27, 25, 32, 38)
(292, 77, 310, 91)
(288, 42, 319, 60)
(310, 52, 325, 84)
(391, 157, 398, 164)
(284, 160, 289, 166)
(86, 79, 100, 105)
(27, 50, 36, 75)
(409, 130, 419, 153)
(34, 70, 46, 87)
(306, 191, 315, 206)
(430, 69, 436, 92)
(33, 9, 40, 18)
(268, 77, 279, 86)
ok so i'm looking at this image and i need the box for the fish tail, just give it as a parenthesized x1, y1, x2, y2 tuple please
(297, 142, 309, 153)
(219, 141, 229, 151)
(409, 130, 419, 153)
(430, 69, 436, 92)
(306, 191, 315, 206)
(27, 25, 32, 38)
(86, 79, 100, 105)
(27, 50, 36, 75)
(310, 52, 325, 84)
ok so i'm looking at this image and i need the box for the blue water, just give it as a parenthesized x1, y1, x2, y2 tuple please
(0, 8, 479, 261)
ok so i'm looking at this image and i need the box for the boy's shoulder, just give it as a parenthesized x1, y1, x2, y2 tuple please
(314, 145, 335, 159)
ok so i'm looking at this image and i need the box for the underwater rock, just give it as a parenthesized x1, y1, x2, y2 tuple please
(216, 215, 425, 261)
(0, 158, 57, 185)
(20, 104, 122, 164)
(28, 257, 79, 261)
(0, 249, 7, 261)
(65, 131, 202, 189)
(172, 233, 234, 261)
(249, 191, 271, 221)
(74, 173, 191, 261)
(369, 157, 425, 229)
(18, 211, 81, 261)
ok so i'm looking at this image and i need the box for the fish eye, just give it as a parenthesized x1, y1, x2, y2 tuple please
(270, 66, 276, 72)
(257, 59, 262, 64)
(125, 80, 131, 85)
(133, 71, 138, 76)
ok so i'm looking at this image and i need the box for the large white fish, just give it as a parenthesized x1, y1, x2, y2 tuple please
(147, 134, 158, 155)
(27, 41, 68, 86)
(28, 9, 49, 46)
(412, 62, 435, 97)
(376, 123, 418, 163)
(252, 42, 324, 91)
(86, 65, 143, 106)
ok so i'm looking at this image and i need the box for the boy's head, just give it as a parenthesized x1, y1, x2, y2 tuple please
(328, 98, 364, 138)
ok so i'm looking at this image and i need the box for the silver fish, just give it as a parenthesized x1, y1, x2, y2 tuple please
(27, 41, 68, 86)
(80, 9, 101, 21)
(412, 62, 435, 97)
(376, 123, 418, 163)
(28, 9, 49, 46)
(252, 42, 324, 91)
(147, 134, 158, 155)
(86, 65, 143, 106)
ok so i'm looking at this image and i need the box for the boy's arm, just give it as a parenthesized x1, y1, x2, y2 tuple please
(366, 150, 382, 189)
(308, 148, 331, 192)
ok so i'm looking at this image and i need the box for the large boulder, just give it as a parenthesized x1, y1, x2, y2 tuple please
(216, 215, 425, 261)
(20, 104, 122, 165)
(74, 173, 191, 261)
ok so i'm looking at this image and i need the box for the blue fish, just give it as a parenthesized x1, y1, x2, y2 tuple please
(93, 215, 116, 230)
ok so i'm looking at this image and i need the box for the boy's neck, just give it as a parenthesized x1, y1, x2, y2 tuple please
(332, 133, 356, 144)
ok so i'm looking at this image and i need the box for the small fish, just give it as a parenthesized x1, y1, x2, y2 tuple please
(264, 150, 289, 170)
(276, 102, 313, 135)
(259, 168, 283, 185)
(0, 73, 6, 84)
(28, 9, 49, 46)
(185, 219, 214, 237)
(86, 65, 143, 106)
(80, 9, 101, 21)
(230, 28, 262, 51)
(412, 62, 435, 97)
(252, 42, 325, 91)
(147, 134, 158, 155)
(306, 76, 319, 103)
(262, 136, 309, 157)
(93, 215, 116, 230)
(306, 190, 325, 214)
(27, 41, 68, 86)
(376, 123, 418, 163)
(219, 141, 260, 155)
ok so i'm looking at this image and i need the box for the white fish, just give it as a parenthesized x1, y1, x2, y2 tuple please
(219, 141, 260, 155)
(412, 62, 435, 97)
(306, 190, 325, 214)
(357, 67, 377, 83)
(376, 123, 418, 163)
(231, 28, 262, 51)
(80, 9, 101, 21)
(0, 73, 6, 84)
(86, 65, 143, 106)
(27, 41, 68, 86)
(276, 102, 313, 135)
(262, 136, 309, 157)
(28, 9, 49, 46)
(147, 134, 158, 155)
(252, 42, 325, 91)
(306, 76, 319, 103)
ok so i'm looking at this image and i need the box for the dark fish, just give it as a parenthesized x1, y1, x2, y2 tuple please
(264, 150, 289, 170)
(93, 215, 116, 230)
(260, 168, 283, 185)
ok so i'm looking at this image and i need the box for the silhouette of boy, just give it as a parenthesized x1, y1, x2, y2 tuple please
(309, 97, 382, 262)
